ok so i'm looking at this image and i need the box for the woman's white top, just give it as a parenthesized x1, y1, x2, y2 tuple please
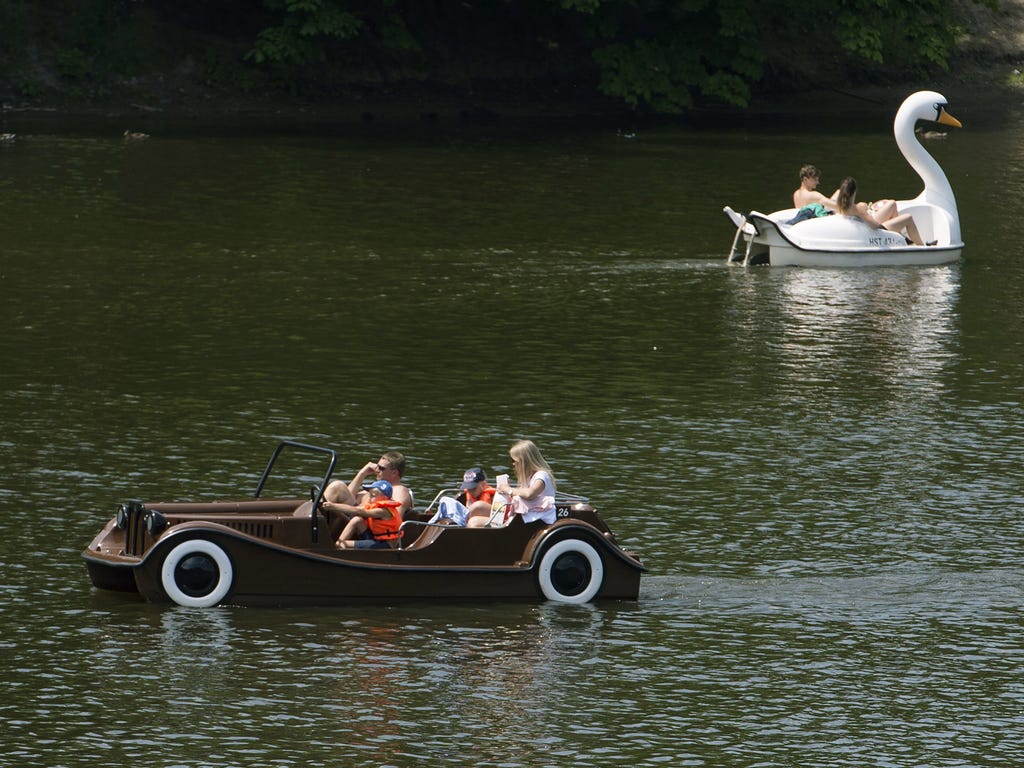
(511, 470, 556, 524)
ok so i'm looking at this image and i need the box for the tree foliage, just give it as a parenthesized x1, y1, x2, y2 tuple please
(239, 0, 989, 111)
(0, 0, 998, 113)
(246, 1, 365, 65)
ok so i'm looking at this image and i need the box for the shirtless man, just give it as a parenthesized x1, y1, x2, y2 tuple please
(793, 164, 839, 211)
(320, 451, 414, 539)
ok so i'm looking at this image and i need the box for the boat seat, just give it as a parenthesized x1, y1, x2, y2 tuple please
(899, 203, 951, 244)
(399, 522, 448, 550)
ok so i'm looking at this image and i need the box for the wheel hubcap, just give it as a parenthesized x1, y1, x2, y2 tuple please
(551, 552, 591, 596)
(175, 553, 218, 597)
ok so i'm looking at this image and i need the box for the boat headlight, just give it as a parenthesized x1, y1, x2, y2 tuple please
(115, 503, 129, 529)
(145, 510, 168, 537)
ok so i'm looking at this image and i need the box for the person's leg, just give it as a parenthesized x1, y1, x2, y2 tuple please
(882, 213, 924, 245)
(352, 538, 390, 549)
(336, 516, 368, 547)
(464, 500, 491, 525)
(322, 480, 364, 538)
(902, 215, 926, 246)
(324, 479, 358, 504)
(869, 199, 898, 222)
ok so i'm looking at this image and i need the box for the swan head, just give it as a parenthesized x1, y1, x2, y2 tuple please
(895, 91, 961, 134)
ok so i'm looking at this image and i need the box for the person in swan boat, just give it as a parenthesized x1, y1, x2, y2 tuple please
(836, 176, 931, 246)
(793, 164, 839, 212)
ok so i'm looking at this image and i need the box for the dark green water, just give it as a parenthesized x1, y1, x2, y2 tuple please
(2, 98, 1023, 766)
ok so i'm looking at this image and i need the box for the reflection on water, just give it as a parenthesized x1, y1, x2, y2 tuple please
(5, 576, 1022, 767)
(724, 266, 960, 399)
(779, 267, 958, 389)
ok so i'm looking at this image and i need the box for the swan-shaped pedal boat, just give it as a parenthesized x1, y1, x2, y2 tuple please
(724, 91, 963, 267)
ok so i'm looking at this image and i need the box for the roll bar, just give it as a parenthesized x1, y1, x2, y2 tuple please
(254, 440, 337, 543)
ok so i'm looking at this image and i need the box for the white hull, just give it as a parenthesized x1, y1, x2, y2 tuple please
(768, 245, 961, 268)
(725, 206, 963, 267)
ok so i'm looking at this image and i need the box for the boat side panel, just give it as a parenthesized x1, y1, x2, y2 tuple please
(131, 528, 542, 604)
(769, 246, 962, 267)
(747, 211, 963, 267)
(130, 519, 642, 605)
(84, 559, 140, 593)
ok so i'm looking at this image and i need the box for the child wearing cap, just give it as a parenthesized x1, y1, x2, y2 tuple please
(427, 467, 496, 526)
(459, 467, 497, 525)
(336, 479, 404, 549)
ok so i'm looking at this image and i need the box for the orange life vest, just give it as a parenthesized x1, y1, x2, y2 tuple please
(466, 484, 496, 506)
(365, 498, 403, 541)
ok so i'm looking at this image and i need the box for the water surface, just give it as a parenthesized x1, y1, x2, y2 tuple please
(2, 99, 1022, 766)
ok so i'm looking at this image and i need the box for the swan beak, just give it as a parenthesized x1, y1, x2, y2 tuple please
(937, 108, 962, 129)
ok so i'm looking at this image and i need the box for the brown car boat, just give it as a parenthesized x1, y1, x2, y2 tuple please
(82, 441, 645, 607)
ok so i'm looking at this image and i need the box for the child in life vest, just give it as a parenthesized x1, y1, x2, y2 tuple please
(336, 479, 403, 549)
(428, 467, 496, 526)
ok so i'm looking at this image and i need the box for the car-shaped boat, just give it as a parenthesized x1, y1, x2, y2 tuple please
(82, 441, 645, 607)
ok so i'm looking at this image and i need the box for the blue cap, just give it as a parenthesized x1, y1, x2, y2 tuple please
(367, 479, 393, 498)
(461, 467, 486, 489)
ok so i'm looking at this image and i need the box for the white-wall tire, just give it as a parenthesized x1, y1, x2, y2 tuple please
(538, 538, 604, 603)
(160, 539, 233, 607)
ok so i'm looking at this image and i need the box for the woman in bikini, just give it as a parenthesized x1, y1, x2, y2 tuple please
(836, 177, 930, 246)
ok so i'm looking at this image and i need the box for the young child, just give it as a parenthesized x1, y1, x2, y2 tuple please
(429, 467, 497, 526)
(336, 480, 403, 549)
(460, 467, 497, 523)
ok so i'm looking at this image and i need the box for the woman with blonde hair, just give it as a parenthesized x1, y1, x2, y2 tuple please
(466, 438, 561, 528)
(497, 439, 558, 525)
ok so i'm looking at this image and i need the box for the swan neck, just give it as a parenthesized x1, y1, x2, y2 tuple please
(896, 116, 957, 213)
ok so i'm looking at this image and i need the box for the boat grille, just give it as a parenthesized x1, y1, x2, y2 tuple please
(221, 521, 276, 539)
(125, 507, 146, 557)
(121, 505, 278, 556)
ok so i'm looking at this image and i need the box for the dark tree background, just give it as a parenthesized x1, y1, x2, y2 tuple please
(0, 0, 997, 113)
